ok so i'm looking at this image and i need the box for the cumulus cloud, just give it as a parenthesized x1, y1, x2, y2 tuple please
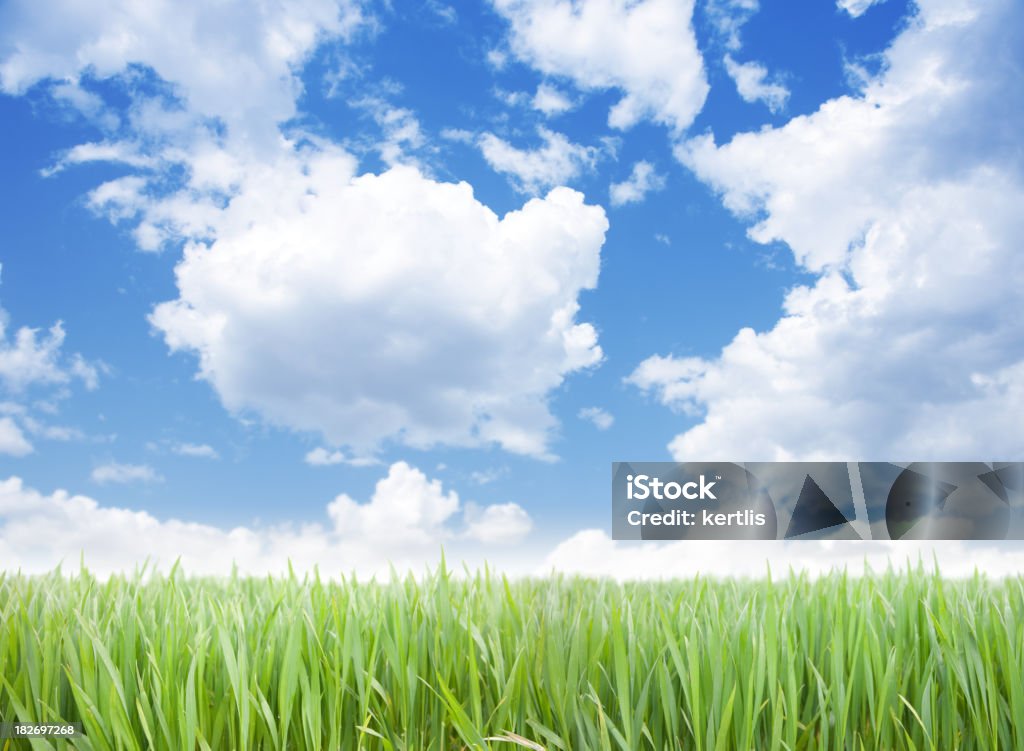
(463, 502, 533, 543)
(577, 406, 614, 430)
(91, 463, 162, 485)
(0, 464, 533, 576)
(609, 161, 666, 206)
(532, 83, 575, 116)
(3, 1, 609, 462)
(636, 0, 1024, 461)
(491, 0, 708, 132)
(4, 470, 1021, 579)
(0, 0, 368, 144)
(723, 54, 789, 113)
(477, 127, 601, 193)
(0, 417, 33, 456)
(150, 152, 607, 458)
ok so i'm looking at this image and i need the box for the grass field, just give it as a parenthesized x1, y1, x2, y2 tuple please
(1, 563, 1022, 750)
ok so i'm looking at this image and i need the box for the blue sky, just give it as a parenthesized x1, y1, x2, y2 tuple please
(1, 0, 1022, 577)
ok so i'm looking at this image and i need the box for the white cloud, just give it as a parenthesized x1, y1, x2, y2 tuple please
(149, 152, 607, 459)
(172, 442, 219, 460)
(19, 416, 83, 442)
(0, 418, 33, 456)
(0, 0, 368, 144)
(3, 471, 1021, 579)
(706, 0, 760, 51)
(0, 464, 532, 576)
(491, 0, 708, 132)
(609, 161, 666, 206)
(639, 0, 1024, 461)
(305, 447, 346, 466)
(469, 466, 509, 485)
(91, 462, 162, 485)
(351, 96, 427, 166)
(425, 1, 458, 25)
(478, 127, 600, 193)
(577, 406, 614, 430)
(837, 0, 888, 17)
(532, 83, 575, 116)
(0, 308, 98, 394)
(440, 127, 475, 143)
(723, 54, 789, 113)
(42, 142, 157, 177)
(463, 502, 533, 544)
(2, 2, 608, 462)
(327, 462, 460, 545)
(541, 530, 1024, 579)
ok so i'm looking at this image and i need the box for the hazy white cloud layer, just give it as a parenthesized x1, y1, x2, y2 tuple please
(172, 442, 219, 460)
(542, 530, 1024, 580)
(150, 152, 607, 458)
(0, 466, 533, 577)
(635, 0, 1024, 461)
(91, 462, 162, 485)
(2, 473, 1021, 579)
(491, 0, 708, 132)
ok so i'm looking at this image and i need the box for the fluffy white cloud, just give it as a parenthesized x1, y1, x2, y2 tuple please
(91, 462, 162, 485)
(0, 0, 368, 144)
(723, 55, 789, 113)
(637, 0, 1024, 461)
(0, 464, 532, 576)
(0, 314, 98, 393)
(0, 417, 32, 456)
(837, 0, 887, 17)
(478, 127, 601, 193)
(3, 2, 609, 461)
(609, 161, 666, 206)
(327, 462, 460, 545)
(463, 502, 533, 543)
(532, 83, 575, 116)
(577, 406, 614, 430)
(491, 0, 708, 132)
(150, 151, 607, 458)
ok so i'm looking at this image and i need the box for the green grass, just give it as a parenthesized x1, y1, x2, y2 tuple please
(1, 562, 1022, 750)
